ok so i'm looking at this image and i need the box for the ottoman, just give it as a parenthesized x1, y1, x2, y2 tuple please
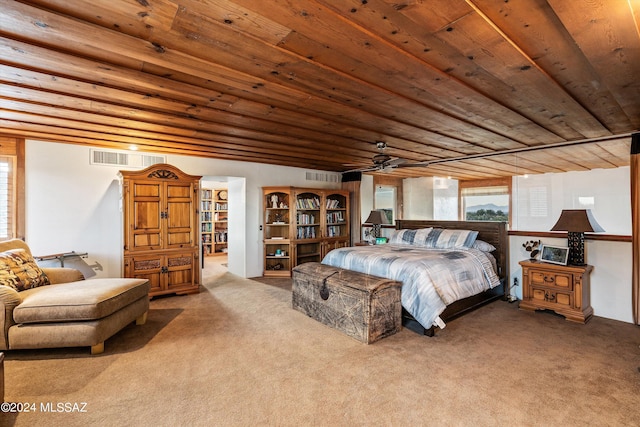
(6, 278, 150, 354)
(292, 262, 402, 344)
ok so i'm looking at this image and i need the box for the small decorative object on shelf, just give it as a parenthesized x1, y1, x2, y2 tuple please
(522, 240, 541, 260)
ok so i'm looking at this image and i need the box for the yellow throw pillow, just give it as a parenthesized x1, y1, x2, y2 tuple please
(0, 249, 50, 291)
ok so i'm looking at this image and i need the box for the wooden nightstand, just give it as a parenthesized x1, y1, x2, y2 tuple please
(519, 260, 593, 323)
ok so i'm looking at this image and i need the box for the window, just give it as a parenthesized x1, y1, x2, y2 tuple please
(0, 156, 15, 239)
(374, 185, 396, 223)
(459, 178, 511, 223)
(0, 138, 24, 241)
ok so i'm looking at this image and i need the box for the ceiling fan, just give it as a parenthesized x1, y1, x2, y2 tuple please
(346, 141, 410, 172)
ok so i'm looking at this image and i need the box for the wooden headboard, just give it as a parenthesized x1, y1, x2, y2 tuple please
(395, 220, 509, 281)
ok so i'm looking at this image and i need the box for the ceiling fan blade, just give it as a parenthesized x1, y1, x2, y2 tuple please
(384, 158, 408, 167)
(343, 165, 379, 173)
(396, 161, 431, 168)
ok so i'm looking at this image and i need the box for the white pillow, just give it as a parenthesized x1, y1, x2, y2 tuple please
(472, 239, 496, 252)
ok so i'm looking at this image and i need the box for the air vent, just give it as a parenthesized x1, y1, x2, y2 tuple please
(305, 171, 341, 183)
(90, 149, 166, 168)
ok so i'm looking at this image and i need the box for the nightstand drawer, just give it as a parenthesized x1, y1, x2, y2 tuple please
(530, 270, 573, 290)
(531, 287, 573, 308)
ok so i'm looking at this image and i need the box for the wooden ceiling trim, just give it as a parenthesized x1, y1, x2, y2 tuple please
(0, 55, 496, 167)
(0, 73, 394, 162)
(406, 162, 502, 180)
(590, 139, 631, 167)
(274, 25, 531, 152)
(482, 153, 567, 176)
(547, 0, 640, 128)
(0, 38, 423, 159)
(458, 157, 555, 177)
(0, 2, 146, 71)
(26, 0, 180, 39)
(472, 0, 634, 134)
(315, 0, 566, 146)
(0, 3, 340, 119)
(0, 1, 636, 178)
(0, 109, 366, 168)
(434, 8, 610, 140)
(231, 0, 552, 149)
(0, 15, 510, 166)
(0, 97, 382, 168)
(0, 120, 344, 170)
(344, 0, 609, 140)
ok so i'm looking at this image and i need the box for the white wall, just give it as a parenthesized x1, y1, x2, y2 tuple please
(512, 167, 631, 234)
(403, 177, 458, 220)
(26, 140, 340, 279)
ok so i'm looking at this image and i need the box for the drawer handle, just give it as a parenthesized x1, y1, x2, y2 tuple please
(544, 276, 555, 283)
(545, 292, 555, 301)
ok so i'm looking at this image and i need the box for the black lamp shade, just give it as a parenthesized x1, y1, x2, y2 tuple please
(550, 209, 604, 233)
(365, 210, 387, 225)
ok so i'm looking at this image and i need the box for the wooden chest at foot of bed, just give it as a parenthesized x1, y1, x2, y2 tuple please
(292, 262, 402, 344)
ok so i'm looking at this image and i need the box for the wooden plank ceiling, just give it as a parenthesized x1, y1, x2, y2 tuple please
(0, 0, 639, 180)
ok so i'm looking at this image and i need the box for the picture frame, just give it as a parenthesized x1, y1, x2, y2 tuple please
(540, 245, 569, 265)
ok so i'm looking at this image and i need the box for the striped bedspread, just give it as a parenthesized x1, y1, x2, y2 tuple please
(321, 244, 501, 329)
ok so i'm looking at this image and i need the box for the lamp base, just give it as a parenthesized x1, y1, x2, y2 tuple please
(371, 224, 381, 239)
(567, 231, 585, 265)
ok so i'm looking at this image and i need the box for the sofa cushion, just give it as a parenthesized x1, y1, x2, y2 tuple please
(13, 278, 149, 324)
(0, 249, 50, 291)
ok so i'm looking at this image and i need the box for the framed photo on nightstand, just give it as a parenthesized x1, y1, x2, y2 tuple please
(540, 245, 569, 265)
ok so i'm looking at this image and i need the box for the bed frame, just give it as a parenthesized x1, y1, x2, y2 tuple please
(395, 220, 509, 336)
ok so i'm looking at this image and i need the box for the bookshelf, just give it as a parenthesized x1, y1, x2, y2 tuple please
(262, 187, 350, 277)
(201, 189, 214, 256)
(201, 188, 229, 256)
(213, 189, 228, 255)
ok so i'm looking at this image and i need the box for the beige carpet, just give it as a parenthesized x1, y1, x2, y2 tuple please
(2, 260, 640, 426)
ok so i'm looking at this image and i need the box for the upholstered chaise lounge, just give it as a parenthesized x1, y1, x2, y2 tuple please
(0, 239, 150, 354)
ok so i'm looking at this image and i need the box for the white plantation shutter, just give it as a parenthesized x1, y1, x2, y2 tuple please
(0, 155, 16, 240)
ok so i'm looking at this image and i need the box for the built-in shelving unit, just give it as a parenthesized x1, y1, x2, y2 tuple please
(213, 189, 228, 255)
(201, 188, 229, 256)
(201, 189, 214, 256)
(262, 186, 350, 277)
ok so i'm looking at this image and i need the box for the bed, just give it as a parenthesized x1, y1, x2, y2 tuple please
(321, 220, 509, 336)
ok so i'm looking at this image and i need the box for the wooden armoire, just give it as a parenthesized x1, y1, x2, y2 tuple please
(119, 164, 201, 297)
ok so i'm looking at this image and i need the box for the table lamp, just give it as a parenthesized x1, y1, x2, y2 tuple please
(365, 210, 389, 240)
(550, 209, 604, 265)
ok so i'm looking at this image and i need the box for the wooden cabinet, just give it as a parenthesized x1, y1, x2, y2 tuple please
(262, 187, 350, 277)
(120, 164, 201, 297)
(519, 260, 593, 323)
